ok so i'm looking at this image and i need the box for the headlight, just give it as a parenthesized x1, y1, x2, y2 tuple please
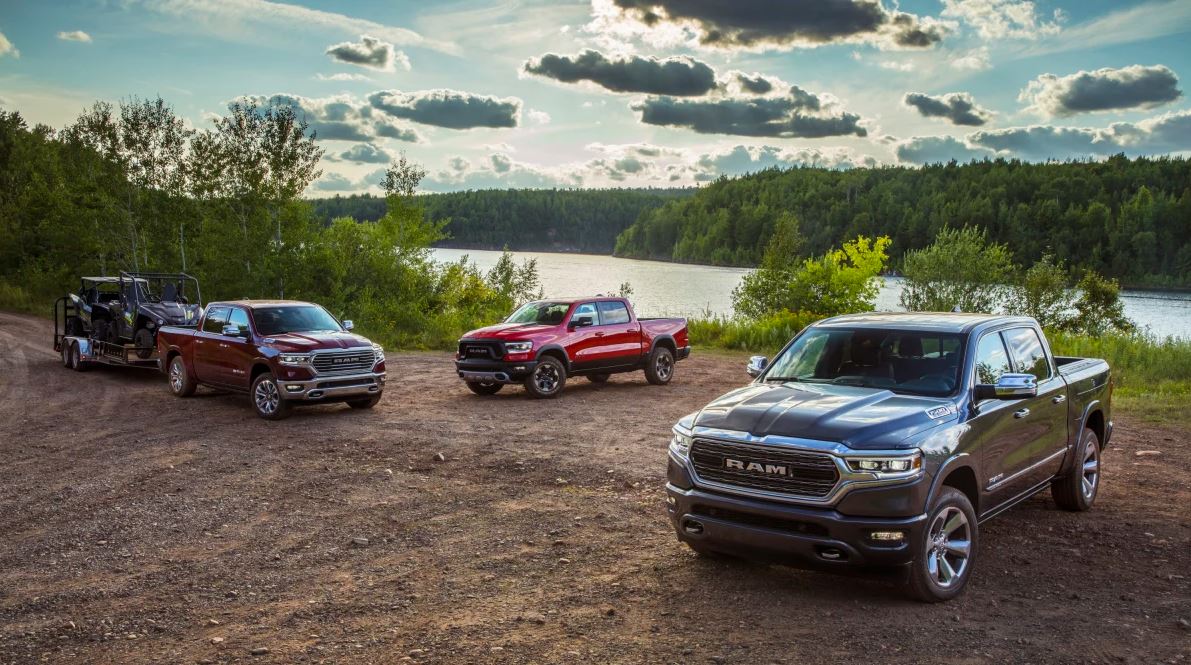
(845, 451, 923, 478)
(279, 354, 311, 365)
(669, 424, 694, 459)
(372, 343, 384, 362)
(505, 341, 533, 354)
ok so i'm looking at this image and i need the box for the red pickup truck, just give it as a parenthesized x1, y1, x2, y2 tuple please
(455, 297, 689, 398)
(157, 300, 386, 419)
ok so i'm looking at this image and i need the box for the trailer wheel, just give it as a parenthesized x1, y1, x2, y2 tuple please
(61, 342, 72, 368)
(167, 355, 196, 397)
(70, 342, 90, 372)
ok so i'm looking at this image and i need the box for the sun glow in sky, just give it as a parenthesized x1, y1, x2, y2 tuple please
(1, 0, 1189, 193)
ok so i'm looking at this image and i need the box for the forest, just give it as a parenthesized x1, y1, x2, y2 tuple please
(612, 159, 1191, 287)
(311, 188, 691, 254)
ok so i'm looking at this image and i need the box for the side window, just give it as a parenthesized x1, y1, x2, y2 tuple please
(973, 332, 1012, 385)
(227, 308, 251, 336)
(597, 301, 631, 325)
(203, 307, 229, 334)
(571, 302, 599, 325)
(1004, 327, 1051, 380)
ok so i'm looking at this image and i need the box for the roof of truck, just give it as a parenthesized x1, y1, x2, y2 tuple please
(207, 300, 321, 309)
(817, 312, 1033, 333)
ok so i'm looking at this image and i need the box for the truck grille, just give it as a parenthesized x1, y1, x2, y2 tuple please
(458, 341, 504, 360)
(312, 349, 376, 375)
(690, 438, 840, 499)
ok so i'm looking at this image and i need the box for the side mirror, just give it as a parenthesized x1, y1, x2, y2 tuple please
(975, 373, 1037, 400)
(221, 324, 244, 338)
(342, 319, 354, 331)
(569, 315, 594, 329)
(746, 355, 768, 378)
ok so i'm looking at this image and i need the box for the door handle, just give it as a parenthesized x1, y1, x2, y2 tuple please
(625, 329, 635, 334)
(1014, 408, 1030, 419)
(1052, 394, 1067, 404)
(218, 343, 229, 349)
(593, 332, 605, 337)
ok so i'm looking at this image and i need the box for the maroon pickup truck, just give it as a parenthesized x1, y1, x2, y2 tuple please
(455, 296, 689, 398)
(157, 300, 386, 420)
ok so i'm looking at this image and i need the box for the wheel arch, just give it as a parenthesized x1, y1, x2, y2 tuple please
(535, 345, 570, 371)
(650, 335, 676, 355)
(929, 455, 980, 516)
(250, 362, 273, 382)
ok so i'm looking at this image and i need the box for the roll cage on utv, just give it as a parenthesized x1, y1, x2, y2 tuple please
(66, 272, 202, 358)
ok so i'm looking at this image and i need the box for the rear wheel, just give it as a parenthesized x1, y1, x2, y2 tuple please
(347, 394, 382, 409)
(134, 328, 154, 359)
(167, 355, 196, 397)
(61, 341, 72, 368)
(1051, 427, 1101, 511)
(466, 381, 503, 395)
(70, 342, 90, 372)
(586, 373, 610, 384)
(251, 372, 292, 420)
(524, 356, 566, 399)
(905, 487, 977, 602)
(644, 346, 674, 385)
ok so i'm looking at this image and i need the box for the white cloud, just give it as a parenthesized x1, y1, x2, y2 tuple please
(325, 35, 410, 72)
(940, 0, 1062, 41)
(0, 30, 18, 58)
(952, 47, 991, 71)
(527, 109, 552, 125)
(1019, 1, 1191, 58)
(57, 30, 92, 43)
(1019, 65, 1183, 118)
(315, 73, 372, 82)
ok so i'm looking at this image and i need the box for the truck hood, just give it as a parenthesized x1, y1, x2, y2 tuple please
(261, 331, 373, 352)
(692, 382, 958, 450)
(462, 322, 557, 340)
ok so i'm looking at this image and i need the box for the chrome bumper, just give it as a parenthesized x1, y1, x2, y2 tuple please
(280, 371, 386, 401)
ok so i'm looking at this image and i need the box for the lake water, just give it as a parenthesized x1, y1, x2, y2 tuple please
(431, 248, 1191, 340)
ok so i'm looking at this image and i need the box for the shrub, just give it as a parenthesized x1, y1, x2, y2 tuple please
(1006, 254, 1073, 329)
(901, 226, 1015, 313)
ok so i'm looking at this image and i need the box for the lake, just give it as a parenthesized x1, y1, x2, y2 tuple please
(431, 248, 1191, 340)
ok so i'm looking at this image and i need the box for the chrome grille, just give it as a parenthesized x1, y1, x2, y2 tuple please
(690, 438, 840, 498)
(312, 348, 376, 375)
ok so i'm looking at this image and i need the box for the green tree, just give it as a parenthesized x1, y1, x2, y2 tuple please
(1007, 254, 1073, 329)
(901, 227, 1015, 313)
(1070, 271, 1134, 336)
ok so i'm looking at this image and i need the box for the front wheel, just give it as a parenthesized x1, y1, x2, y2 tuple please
(1051, 427, 1101, 511)
(524, 356, 566, 399)
(905, 487, 978, 602)
(167, 355, 196, 397)
(251, 372, 292, 420)
(644, 346, 674, 385)
(134, 328, 154, 359)
(466, 381, 503, 396)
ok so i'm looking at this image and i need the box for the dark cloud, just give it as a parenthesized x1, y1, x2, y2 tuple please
(373, 117, 421, 142)
(632, 87, 866, 138)
(607, 0, 943, 50)
(312, 172, 355, 191)
(1020, 65, 1182, 117)
(325, 35, 408, 71)
(735, 72, 773, 94)
(903, 92, 992, 126)
(696, 145, 878, 174)
(331, 143, 392, 164)
(368, 89, 520, 129)
(523, 49, 716, 96)
(894, 136, 994, 164)
(243, 94, 374, 141)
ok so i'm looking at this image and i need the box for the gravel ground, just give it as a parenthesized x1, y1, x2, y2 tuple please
(0, 311, 1188, 664)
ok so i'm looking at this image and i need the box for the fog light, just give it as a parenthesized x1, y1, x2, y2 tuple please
(870, 531, 905, 542)
(286, 384, 303, 392)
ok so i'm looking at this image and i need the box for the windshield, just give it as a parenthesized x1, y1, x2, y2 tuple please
(762, 327, 965, 397)
(253, 305, 344, 335)
(505, 301, 570, 325)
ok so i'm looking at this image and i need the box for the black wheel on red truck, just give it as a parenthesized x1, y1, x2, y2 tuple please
(466, 381, 503, 395)
(347, 394, 383, 409)
(167, 355, 196, 397)
(905, 486, 978, 603)
(251, 371, 292, 420)
(645, 346, 674, 385)
(524, 356, 566, 399)
(1051, 427, 1100, 511)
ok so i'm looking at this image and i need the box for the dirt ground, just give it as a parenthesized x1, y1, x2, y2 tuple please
(0, 311, 1188, 665)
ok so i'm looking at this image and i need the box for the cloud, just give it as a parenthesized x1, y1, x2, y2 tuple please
(523, 49, 717, 96)
(904, 92, 992, 126)
(1019, 65, 1182, 117)
(423, 152, 575, 191)
(315, 72, 372, 82)
(325, 35, 409, 72)
(329, 143, 393, 164)
(733, 72, 774, 95)
(57, 30, 92, 43)
(1018, 1, 1191, 59)
(237, 93, 418, 142)
(695, 144, 879, 175)
(527, 109, 552, 124)
(0, 30, 18, 58)
(587, 0, 945, 51)
(894, 136, 995, 164)
(952, 47, 990, 71)
(312, 172, 355, 191)
(368, 89, 521, 129)
(632, 86, 867, 138)
(940, 0, 1061, 40)
(373, 117, 421, 142)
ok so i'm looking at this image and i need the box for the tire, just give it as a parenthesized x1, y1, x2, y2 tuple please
(251, 372, 292, 420)
(466, 381, 503, 396)
(905, 487, 978, 603)
(1051, 427, 1101, 511)
(347, 394, 383, 409)
(586, 373, 610, 384)
(61, 341, 72, 368)
(167, 355, 196, 397)
(70, 342, 90, 372)
(134, 328, 154, 360)
(524, 356, 566, 399)
(644, 346, 675, 385)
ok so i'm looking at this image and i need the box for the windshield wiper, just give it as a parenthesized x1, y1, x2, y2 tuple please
(765, 376, 801, 383)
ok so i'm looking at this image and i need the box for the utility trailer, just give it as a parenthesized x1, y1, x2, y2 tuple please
(54, 294, 175, 371)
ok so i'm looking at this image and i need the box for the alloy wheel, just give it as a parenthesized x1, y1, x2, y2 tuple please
(926, 506, 971, 588)
(655, 353, 673, 380)
(1081, 438, 1100, 501)
(534, 363, 560, 394)
(169, 358, 185, 393)
(254, 378, 281, 415)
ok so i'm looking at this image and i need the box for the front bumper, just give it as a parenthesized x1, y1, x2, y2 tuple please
(279, 371, 385, 402)
(666, 455, 928, 570)
(455, 358, 538, 384)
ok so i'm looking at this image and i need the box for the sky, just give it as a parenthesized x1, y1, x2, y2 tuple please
(1, 0, 1190, 194)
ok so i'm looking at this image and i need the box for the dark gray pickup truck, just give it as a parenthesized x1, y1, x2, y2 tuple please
(665, 313, 1112, 602)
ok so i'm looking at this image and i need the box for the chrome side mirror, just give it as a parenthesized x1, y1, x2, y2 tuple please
(975, 373, 1037, 400)
(343, 319, 354, 331)
(746, 355, 768, 378)
(221, 324, 243, 337)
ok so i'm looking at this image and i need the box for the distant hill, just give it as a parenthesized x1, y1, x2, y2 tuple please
(612, 156, 1191, 287)
(309, 188, 694, 254)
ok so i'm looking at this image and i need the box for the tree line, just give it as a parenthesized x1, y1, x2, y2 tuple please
(612, 158, 1191, 288)
(310, 188, 692, 254)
